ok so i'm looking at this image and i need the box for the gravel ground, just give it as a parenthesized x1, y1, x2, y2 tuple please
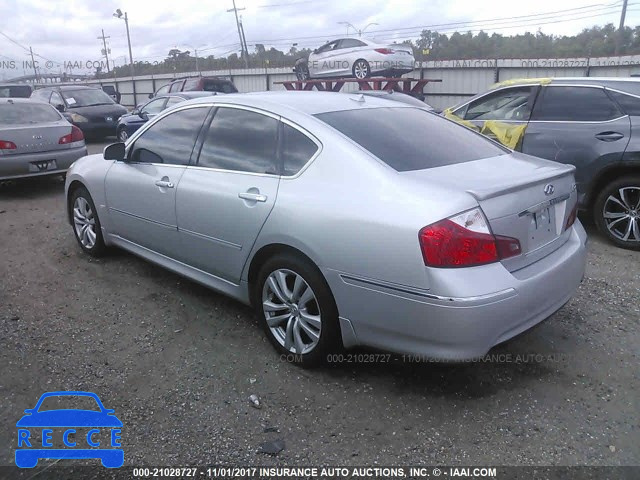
(0, 141, 638, 469)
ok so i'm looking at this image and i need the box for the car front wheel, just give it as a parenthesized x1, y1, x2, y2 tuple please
(594, 175, 640, 249)
(70, 186, 106, 256)
(254, 254, 341, 367)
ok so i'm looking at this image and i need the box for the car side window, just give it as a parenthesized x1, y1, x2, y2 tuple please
(338, 39, 366, 49)
(50, 91, 64, 106)
(31, 89, 51, 102)
(129, 107, 210, 165)
(141, 98, 166, 115)
(281, 123, 318, 176)
(169, 81, 184, 92)
(165, 97, 183, 107)
(464, 87, 535, 121)
(197, 107, 278, 174)
(531, 86, 622, 122)
(607, 90, 640, 116)
(156, 84, 170, 95)
(183, 78, 199, 90)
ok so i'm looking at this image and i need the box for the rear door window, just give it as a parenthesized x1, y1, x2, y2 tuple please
(197, 107, 278, 174)
(531, 86, 622, 121)
(155, 84, 170, 96)
(169, 81, 184, 92)
(183, 78, 200, 90)
(316, 107, 506, 172)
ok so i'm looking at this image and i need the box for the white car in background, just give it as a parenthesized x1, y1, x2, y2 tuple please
(294, 38, 415, 80)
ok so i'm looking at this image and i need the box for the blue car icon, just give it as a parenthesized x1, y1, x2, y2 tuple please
(16, 391, 123, 468)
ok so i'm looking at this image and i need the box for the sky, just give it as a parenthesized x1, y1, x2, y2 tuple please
(0, 0, 638, 79)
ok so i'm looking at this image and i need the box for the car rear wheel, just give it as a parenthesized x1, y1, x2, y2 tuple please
(254, 254, 341, 367)
(594, 175, 640, 250)
(117, 127, 128, 142)
(353, 59, 371, 79)
(70, 186, 106, 256)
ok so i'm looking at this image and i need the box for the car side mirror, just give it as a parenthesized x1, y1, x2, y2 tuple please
(139, 111, 149, 121)
(55, 104, 65, 112)
(104, 142, 126, 161)
(148, 93, 153, 99)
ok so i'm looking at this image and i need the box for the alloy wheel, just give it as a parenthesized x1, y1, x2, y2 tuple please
(354, 60, 369, 79)
(602, 186, 640, 243)
(262, 269, 322, 354)
(73, 196, 97, 249)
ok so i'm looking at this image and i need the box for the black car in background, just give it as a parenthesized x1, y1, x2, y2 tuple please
(150, 76, 237, 98)
(31, 86, 127, 139)
(0, 83, 33, 98)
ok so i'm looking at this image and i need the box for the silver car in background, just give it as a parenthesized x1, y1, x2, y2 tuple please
(65, 92, 586, 366)
(0, 98, 87, 181)
(294, 38, 415, 80)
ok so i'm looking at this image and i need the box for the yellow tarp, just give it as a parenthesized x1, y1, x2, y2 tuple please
(442, 107, 480, 131)
(490, 77, 552, 90)
(480, 120, 527, 150)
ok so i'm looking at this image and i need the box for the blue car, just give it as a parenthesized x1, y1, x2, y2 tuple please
(16, 391, 123, 468)
(116, 91, 218, 142)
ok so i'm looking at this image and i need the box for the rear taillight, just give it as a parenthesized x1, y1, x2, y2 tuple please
(0, 140, 17, 149)
(374, 48, 394, 54)
(59, 126, 84, 144)
(418, 208, 521, 268)
(565, 201, 578, 230)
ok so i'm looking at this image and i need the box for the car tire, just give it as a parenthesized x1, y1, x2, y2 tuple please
(593, 175, 640, 250)
(70, 186, 107, 257)
(294, 60, 310, 81)
(117, 127, 128, 142)
(352, 59, 371, 79)
(253, 253, 341, 367)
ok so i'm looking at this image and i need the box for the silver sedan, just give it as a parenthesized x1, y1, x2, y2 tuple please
(1, 99, 87, 180)
(294, 38, 415, 80)
(64, 92, 587, 366)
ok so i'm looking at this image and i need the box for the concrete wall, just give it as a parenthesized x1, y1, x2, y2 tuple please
(76, 54, 640, 110)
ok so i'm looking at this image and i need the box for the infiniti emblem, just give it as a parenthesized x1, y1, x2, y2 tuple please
(543, 184, 555, 196)
(32, 135, 42, 140)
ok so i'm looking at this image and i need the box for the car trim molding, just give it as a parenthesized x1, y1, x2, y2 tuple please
(179, 228, 242, 250)
(108, 207, 176, 230)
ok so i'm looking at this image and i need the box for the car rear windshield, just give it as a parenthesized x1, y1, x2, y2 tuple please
(62, 89, 115, 107)
(315, 107, 506, 171)
(203, 80, 238, 94)
(0, 103, 61, 124)
(0, 85, 32, 98)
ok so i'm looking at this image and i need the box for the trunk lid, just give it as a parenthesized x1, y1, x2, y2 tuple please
(403, 152, 578, 271)
(0, 122, 74, 155)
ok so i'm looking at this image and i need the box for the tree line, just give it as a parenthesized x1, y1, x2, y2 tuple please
(98, 23, 640, 78)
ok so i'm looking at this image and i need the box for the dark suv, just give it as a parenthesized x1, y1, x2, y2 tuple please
(449, 77, 640, 250)
(150, 76, 237, 99)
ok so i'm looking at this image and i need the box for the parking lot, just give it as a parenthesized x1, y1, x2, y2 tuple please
(0, 138, 638, 467)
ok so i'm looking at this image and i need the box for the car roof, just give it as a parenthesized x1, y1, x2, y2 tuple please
(180, 90, 415, 116)
(0, 83, 32, 87)
(0, 97, 49, 105)
(37, 85, 100, 91)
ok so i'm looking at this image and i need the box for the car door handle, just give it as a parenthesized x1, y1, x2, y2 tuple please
(155, 180, 174, 188)
(595, 131, 625, 142)
(238, 192, 267, 202)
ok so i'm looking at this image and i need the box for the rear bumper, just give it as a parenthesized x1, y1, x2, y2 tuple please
(326, 221, 588, 360)
(0, 145, 87, 180)
(75, 122, 118, 137)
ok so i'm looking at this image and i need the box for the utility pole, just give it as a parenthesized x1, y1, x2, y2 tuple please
(239, 17, 249, 68)
(616, 0, 629, 56)
(98, 29, 111, 73)
(29, 46, 38, 82)
(228, 0, 248, 67)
